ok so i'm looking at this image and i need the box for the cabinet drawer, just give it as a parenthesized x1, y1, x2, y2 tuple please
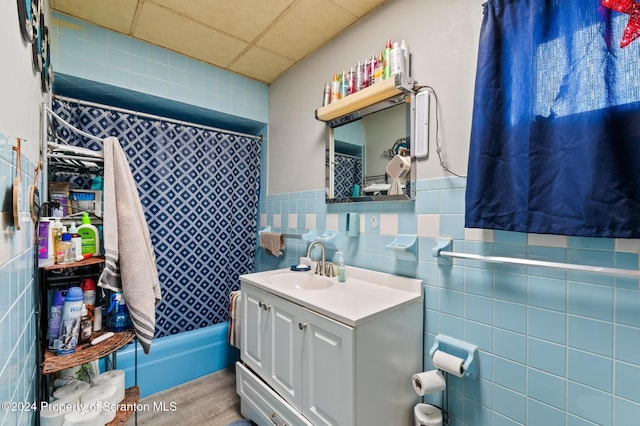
(236, 362, 312, 426)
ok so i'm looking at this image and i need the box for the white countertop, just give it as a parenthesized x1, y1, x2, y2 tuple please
(240, 266, 423, 326)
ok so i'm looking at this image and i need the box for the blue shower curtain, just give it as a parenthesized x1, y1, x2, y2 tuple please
(52, 99, 261, 337)
(465, 0, 640, 238)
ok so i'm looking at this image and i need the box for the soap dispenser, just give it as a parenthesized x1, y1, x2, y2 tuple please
(77, 212, 100, 257)
(337, 251, 346, 283)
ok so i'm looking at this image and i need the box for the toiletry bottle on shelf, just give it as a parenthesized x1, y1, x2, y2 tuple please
(401, 39, 410, 75)
(78, 304, 92, 345)
(50, 218, 63, 261)
(322, 82, 331, 106)
(68, 222, 83, 261)
(57, 286, 83, 355)
(364, 55, 374, 88)
(348, 66, 356, 95)
(48, 290, 65, 350)
(355, 61, 364, 92)
(383, 39, 393, 79)
(108, 292, 132, 332)
(77, 212, 100, 257)
(330, 73, 340, 103)
(374, 51, 384, 84)
(390, 41, 405, 76)
(55, 233, 75, 265)
(38, 218, 53, 267)
(339, 70, 349, 99)
(337, 251, 346, 283)
(81, 277, 96, 322)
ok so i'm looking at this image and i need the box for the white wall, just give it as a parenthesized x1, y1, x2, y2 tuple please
(268, 0, 484, 195)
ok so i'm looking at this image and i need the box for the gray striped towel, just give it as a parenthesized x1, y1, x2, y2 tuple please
(98, 137, 161, 354)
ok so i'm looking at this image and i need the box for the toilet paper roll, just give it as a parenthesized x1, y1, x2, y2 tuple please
(92, 369, 125, 403)
(63, 406, 103, 426)
(52, 379, 90, 401)
(432, 350, 465, 377)
(81, 384, 118, 423)
(411, 370, 446, 396)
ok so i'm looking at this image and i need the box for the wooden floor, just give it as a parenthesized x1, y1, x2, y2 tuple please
(124, 366, 248, 426)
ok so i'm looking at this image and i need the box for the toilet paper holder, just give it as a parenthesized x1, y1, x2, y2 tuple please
(428, 334, 478, 380)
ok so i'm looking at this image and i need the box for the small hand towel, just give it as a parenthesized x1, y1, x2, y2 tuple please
(260, 231, 284, 257)
(228, 290, 241, 349)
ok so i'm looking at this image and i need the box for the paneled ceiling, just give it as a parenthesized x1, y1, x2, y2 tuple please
(49, 0, 389, 84)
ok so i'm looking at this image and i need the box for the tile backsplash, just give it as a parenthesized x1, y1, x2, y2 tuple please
(256, 176, 640, 426)
(0, 132, 37, 426)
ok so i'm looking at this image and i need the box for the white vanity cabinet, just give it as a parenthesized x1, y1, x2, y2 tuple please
(236, 267, 422, 426)
(240, 282, 353, 425)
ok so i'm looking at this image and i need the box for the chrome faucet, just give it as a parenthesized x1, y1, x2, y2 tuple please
(306, 241, 335, 277)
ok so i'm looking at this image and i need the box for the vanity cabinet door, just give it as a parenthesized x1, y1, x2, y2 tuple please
(268, 298, 304, 411)
(301, 308, 354, 426)
(241, 286, 270, 377)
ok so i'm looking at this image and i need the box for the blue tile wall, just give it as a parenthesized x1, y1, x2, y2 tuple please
(256, 176, 640, 426)
(0, 133, 37, 426)
(49, 12, 268, 125)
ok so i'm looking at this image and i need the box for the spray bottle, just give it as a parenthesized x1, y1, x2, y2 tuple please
(48, 290, 65, 350)
(57, 287, 84, 355)
(108, 292, 132, 332)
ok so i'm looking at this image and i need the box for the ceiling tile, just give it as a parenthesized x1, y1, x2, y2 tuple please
(132, 3, 248, 68)
(149, 0, 295, 42)
(229, 46, 295, 84)
(50, 0, 139, 34)
(330, 0, 388, 17)
(256, 0, 358, 61)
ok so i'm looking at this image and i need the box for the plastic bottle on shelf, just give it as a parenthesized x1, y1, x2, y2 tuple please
(374, 51, 384, 84)
(78, 304, 93, 345)
(68, 222, 83, 261)
(108, 292, 132, 332)
(57, 286, 84, 355)
(38, 218, 54, 268)
(50, 218, 63, 262)
(47, 290, 65, 350)
(355, 61, 364, 92)
(337, 251, 346, 283)
(322, 82, 331, 106)
(77, 212, 100, 257)
(389, 41, 405, 76)
(81, 277, 96, 326)
(330, 73, 340, 103)
(383, 39, 393, 79)
(401, 39, 410, 75)
(339, 70, 349, 99)
(55, 233, 75, 265)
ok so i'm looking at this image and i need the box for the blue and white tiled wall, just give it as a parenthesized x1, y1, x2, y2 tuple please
(0, 133, 38, 426)
(256, 176, 640, 426)
(49, 12, 269, 125)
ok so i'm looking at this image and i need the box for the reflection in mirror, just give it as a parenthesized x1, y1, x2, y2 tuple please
(326, 95, 415, 203)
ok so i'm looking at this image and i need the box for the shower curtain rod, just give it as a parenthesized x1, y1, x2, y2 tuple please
(433, 237, 640, 279)
(54, 95, 263, 141)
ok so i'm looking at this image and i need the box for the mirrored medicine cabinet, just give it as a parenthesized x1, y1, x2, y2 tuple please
(315, 73, 418, 203)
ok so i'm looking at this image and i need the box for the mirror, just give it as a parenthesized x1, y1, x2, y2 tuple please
(326, 94, 415, 203)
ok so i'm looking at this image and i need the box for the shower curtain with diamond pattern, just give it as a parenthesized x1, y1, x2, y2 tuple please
(52, 99, 261, 337)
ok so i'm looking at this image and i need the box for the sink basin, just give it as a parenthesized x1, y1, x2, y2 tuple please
(269, 272, 334, 290)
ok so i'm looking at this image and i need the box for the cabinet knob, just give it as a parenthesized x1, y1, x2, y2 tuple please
(298, 321, 308, 330)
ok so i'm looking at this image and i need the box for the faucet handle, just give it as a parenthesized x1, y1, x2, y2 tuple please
(315, 260, 323, 275)
(325, 262, 336, 277)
